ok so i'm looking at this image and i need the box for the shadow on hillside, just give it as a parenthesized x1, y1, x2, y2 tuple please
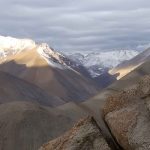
(94, 72, 119, 88)
(0, 60, 102, 104)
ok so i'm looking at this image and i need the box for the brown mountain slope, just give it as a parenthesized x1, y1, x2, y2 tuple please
(0, 71, 64, 106)
(0, 48, 98, 103)
(0, 101, 78, 150)
(109, 48, 150, 79)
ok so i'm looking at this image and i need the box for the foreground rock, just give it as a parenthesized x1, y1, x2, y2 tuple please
(103, 75, 150, 150)
(39, 116, 111, 150)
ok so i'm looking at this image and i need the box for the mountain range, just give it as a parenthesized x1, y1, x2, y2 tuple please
(0, 36, 99, 105)
(41, 47, 150, 150)
(0, 35, 150, 150)
(67, 50, 139, 77)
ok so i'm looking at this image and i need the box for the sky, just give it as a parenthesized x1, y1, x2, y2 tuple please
(0, 0, 150, 52)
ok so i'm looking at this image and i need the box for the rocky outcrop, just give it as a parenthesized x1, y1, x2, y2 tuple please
(103, 75, 150, 150)
(39, 116, 111, 150)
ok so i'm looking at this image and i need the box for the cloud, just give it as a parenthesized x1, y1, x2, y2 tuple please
(0, 0, 150, 52)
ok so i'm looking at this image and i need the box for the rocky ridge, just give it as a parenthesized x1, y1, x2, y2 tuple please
(103, 75, 150, 150)
(39, 117, 111, 150)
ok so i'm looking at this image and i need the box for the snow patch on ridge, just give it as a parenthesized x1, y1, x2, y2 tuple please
(37, 43, 66, 69)
(36, 44, 83, 74)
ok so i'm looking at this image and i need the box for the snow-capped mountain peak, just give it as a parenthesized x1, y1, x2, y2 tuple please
(0, 35, 140, 78)
(37, 43, 70, 69)
(0, 36, 36, 58)
(0, 36, 36, 50)
(0, 36, 81, 71)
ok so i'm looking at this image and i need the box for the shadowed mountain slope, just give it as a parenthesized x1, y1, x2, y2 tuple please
(0, 101, 78, 150)
(0, 71, 64, 106)
(0, 48, 98, 103)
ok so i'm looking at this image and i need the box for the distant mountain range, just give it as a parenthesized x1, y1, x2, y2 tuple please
(0, 36, 139, 78)
(67, 50, 139, 77)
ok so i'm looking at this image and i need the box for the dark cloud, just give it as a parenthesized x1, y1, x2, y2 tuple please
(0, 0, 150, 52)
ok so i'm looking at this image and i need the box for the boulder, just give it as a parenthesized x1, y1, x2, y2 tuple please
(39, 116, 111, 150)
(103, 75, 150, 150)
